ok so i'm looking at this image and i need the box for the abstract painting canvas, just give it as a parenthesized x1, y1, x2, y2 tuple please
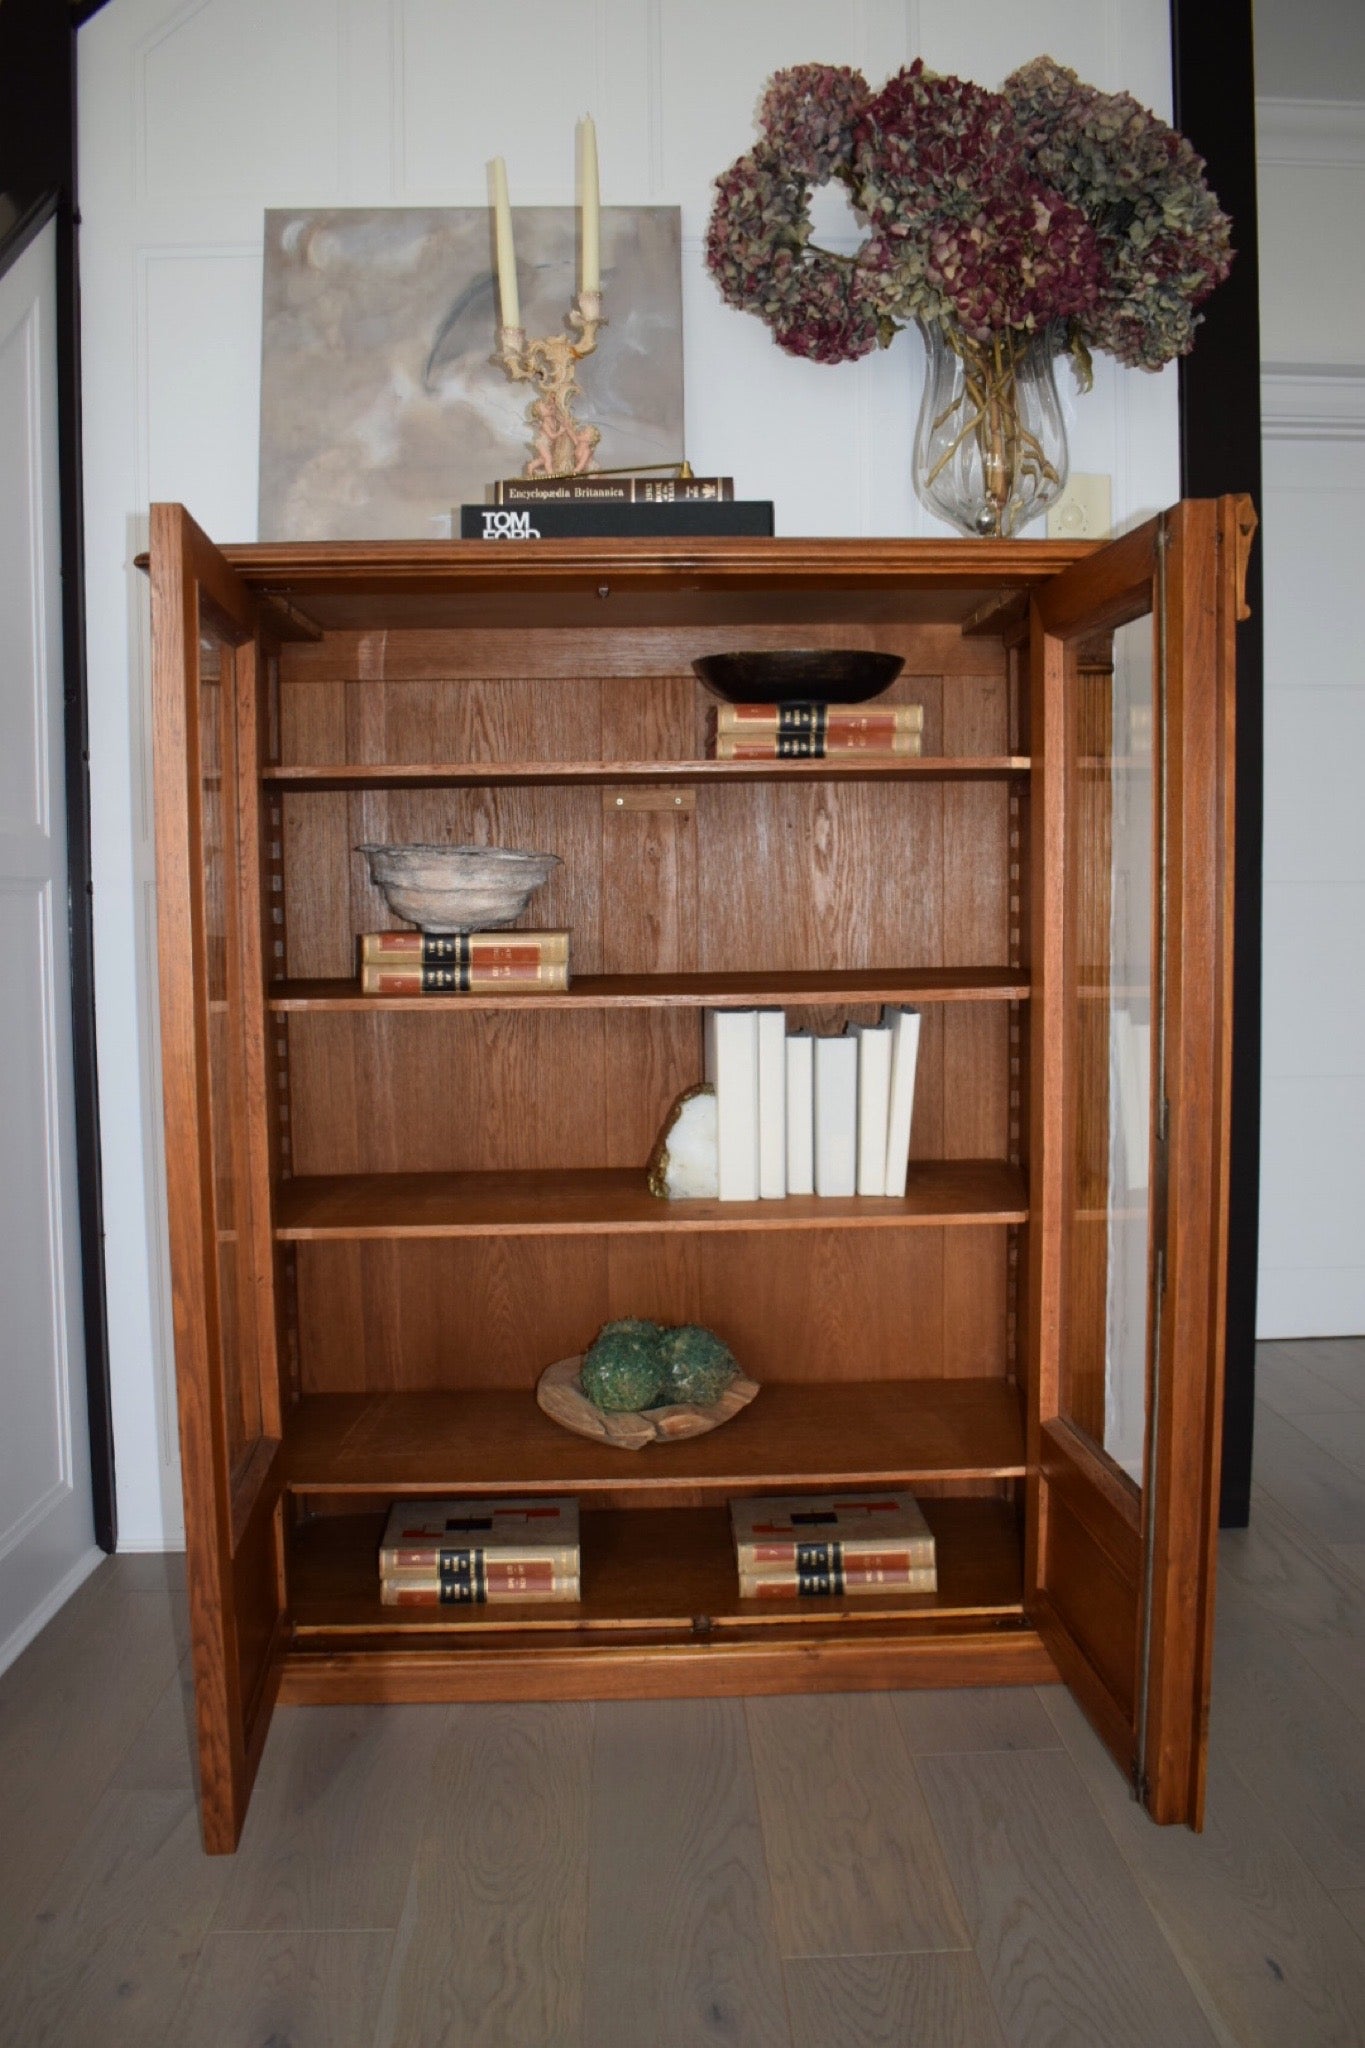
(258, 206, 684, 540)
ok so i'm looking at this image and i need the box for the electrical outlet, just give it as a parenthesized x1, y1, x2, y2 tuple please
(1047, 472, 1112, 540)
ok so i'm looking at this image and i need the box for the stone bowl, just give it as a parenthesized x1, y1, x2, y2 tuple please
(357, 843, 561, 934)
(536, 1354, 761, 1450)
(692, 649, 905, 705)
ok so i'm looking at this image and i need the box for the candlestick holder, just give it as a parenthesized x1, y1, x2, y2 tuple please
(496, 290, 605, 477)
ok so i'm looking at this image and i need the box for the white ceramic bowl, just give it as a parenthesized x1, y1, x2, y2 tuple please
(358, 842, 561, 933)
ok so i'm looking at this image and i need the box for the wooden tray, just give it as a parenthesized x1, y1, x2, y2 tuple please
(536, 1353, 761, 1450)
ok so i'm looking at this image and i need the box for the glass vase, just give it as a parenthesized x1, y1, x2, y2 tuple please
(912, 319, 1069, 539)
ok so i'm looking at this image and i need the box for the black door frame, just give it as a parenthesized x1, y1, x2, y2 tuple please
(1172, 0, 1262, 1528)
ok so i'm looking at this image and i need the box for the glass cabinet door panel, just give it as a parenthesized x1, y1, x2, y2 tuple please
(197, 617, 262, 1469)
(1028, 498, 1244, 1829)
(1060, 615, 1155, 1488)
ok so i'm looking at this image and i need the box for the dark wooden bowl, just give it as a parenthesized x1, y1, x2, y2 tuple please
(692, 650, 905, 704)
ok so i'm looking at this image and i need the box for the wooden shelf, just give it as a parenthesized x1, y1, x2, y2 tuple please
(263, 756, 1031, 790)
(287, 1498, 1023, 1638)
(281, 1377, 1025, 1500)
(268, 966, 1031, 1013)
(274, 1160, 1027, 1240)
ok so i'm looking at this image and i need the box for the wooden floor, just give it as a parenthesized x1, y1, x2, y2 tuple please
(2, 1338, 1363, 2048)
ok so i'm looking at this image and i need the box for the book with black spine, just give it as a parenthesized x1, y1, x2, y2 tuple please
(712, 729, 922, 760)
(359, 930, 569, 965)
(492, 475, 735, 504)
(713, 703, 924, 734)
(380, 1569, 580, 1606)
(379, 1497, 579, 1576)
(731, 1491, 936, 1574)
(738, 1562, 937, 1599)
(459, 501, 774, 540)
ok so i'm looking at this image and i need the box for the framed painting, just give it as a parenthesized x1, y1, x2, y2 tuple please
(258, 205, 684, 540)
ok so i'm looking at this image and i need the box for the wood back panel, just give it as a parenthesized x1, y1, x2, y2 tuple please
(274, 620, 1017, 1412)
(290, 1222, 1012, 1396)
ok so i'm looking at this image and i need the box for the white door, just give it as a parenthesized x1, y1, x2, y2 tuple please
(0, 221, 98, 1670)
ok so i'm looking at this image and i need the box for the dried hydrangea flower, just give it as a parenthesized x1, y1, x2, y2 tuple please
(758, 62, 869, 183)
(857, 61, 1102, 342)
(705, 98, 885, 365)
(1005, 55, 1234, 368)
(704, 52, 1232, 375)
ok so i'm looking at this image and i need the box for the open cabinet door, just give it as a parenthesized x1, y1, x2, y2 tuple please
(149, 504, 286, 1851)
(1026, 497, 1251, 1827)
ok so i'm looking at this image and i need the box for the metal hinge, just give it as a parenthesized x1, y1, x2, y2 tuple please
(1151, 1092, 1171, 1291)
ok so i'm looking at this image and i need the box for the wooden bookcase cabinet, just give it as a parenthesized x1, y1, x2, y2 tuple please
(148, 500, 1250, 1850)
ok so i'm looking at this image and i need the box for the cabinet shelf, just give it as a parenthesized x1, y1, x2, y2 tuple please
(274, 1160, 1027, 1240)
(262, 756, 1031, 791)
(268, 966, 1030, 1013)
(287, 1498, 1024, 1638)
(282, 1377, 1025, 1499)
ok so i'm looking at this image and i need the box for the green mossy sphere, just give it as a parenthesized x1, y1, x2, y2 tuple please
(580, 1318, 666, 1412)
(658, 1324, 737, 1407)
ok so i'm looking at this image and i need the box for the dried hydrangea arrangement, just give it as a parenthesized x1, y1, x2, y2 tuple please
(706, 57, 1233, 533)
(707, 56, 1231, 373)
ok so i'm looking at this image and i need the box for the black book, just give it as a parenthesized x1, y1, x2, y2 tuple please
(460, 501, 774, 540)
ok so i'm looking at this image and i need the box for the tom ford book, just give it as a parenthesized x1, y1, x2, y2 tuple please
(460, 501, 774, 540)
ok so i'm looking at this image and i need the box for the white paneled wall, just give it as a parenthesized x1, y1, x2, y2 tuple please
(79, 0, 1181, 1547)
(1256, 100, 1365, 1338)
(1258, 438, 1365, 1333)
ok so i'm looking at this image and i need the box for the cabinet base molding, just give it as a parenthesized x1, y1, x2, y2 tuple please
(275, 1628, 1058, 1706)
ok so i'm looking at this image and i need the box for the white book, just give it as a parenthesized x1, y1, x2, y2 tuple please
(704, 1009, 760, 1201)
(883, 1006, 922, 1197)
(784, 1031, 815, 1196)
(855, 1023, 894, 1196)
(813, 1031, 858, 1197)
(756, 1009, 788, 1198)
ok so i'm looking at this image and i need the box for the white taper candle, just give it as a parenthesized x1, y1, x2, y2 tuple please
(579, 116, 600, 294)
(488, 156, 520, 329)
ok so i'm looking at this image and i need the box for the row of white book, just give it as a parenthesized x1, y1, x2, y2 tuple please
(703, 1006, 921, 1201)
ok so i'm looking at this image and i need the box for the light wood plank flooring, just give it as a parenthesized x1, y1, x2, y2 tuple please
(0, 1338, 1362, 2047)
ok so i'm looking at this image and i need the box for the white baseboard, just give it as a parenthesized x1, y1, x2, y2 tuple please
(116, 1534, 187, 1554)
(1258, 1266, 1365, 1339)
(0, 1546, 105, 1679)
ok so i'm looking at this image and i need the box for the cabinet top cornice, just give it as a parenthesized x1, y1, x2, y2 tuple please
(209, 531, 1099, 594)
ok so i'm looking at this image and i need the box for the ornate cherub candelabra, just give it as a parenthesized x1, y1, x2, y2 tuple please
(490, 120, 604, 478)
(495, 290, 605, 478)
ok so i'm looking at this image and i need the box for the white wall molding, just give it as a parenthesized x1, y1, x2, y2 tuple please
(0, 1547, 103, 1679)
(1262, 363, 1365, 440)
(1257, 95, 1365, 165)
